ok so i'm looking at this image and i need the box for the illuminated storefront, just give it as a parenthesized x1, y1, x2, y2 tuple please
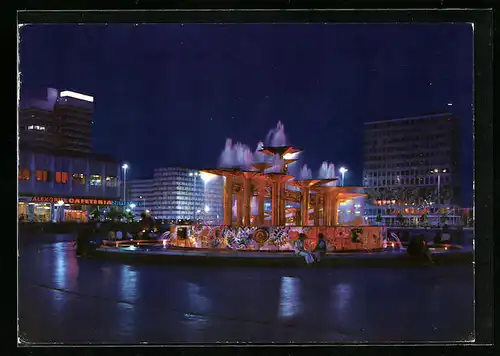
(18, 148, 122, 222)
(18, 195, 138, 222)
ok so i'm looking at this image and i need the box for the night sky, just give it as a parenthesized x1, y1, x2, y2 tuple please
(19, 23, 474, 206)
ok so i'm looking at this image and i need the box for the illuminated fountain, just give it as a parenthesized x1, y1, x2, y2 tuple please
(120, 122, 386, 252)
(96, 121, 474, 265)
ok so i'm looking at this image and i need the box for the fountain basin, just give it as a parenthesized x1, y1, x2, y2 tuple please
(89, 243, 472, 268)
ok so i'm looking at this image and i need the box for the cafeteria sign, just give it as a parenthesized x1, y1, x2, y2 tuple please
(31, 196, 114, 205)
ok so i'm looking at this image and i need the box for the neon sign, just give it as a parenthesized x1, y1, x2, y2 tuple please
(31, 196, 113, 205)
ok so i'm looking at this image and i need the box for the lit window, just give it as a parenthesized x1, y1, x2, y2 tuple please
(35, 170, 49, 182)
(89, 175, 102, 186)
(18, 168, 30, 181)
(72, 173, 86, 185)
(55, 172, 69, 184)
(27, 125, 46, 131)
(105, 176, 118, 187)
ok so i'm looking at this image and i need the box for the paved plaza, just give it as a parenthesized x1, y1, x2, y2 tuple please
(18, 234, 474, 344)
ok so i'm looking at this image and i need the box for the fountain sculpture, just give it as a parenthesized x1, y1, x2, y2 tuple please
(166, 139, 387, 252)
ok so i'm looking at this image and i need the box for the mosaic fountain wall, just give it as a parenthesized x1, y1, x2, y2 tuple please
(164, 225, 387, 251)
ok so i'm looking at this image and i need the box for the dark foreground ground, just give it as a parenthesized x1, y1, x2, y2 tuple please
(18, 234, 474, 344)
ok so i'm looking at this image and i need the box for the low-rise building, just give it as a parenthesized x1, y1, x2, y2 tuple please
(18, 145, 122, 222)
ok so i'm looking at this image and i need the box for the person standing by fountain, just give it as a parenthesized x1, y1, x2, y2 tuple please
(294, 233, 314, 264)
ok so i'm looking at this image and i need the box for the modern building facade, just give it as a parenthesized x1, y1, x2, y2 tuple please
(152, 167, 223, 223)
(18, 146, 122, 222)
(362, 113, 461, 225)
(19, 88, 94, 153)
(127, 178, 155, 217)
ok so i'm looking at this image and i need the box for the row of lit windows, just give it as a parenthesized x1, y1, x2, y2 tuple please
(364, 159, 453, 170)
(365, 147, 451, 156)
(365, 132, 449, 143)
(18, 169, 118, 187)
(365, 176, 451, 186)
(365, 132, 450, 145)
(365, 151, 451, 161)
(27, 125, 46, 131)
(365, 169, 450, 177)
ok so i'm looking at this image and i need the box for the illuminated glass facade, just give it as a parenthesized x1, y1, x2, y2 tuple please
(153, 167, 223, 222)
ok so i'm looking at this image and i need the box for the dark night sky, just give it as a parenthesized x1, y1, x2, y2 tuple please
(19, 23, 474, 206)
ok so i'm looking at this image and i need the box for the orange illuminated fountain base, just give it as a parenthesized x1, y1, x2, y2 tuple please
(162, 224, 387, 252)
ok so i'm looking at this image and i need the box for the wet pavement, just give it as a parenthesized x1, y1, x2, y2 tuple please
(18, 234, 474, 344)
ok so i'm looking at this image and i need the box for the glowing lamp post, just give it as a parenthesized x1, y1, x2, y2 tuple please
(431, 168, 447, 219)
(339, 167, 348, 186)
(122, 164, 129, 203)
(139, 196, 146, 211)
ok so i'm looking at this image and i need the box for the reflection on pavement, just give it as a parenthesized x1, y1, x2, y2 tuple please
(278, 276, 302, 319)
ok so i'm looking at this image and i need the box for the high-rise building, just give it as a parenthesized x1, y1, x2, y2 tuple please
(127, 178, 155, 216)
(362, 113, 461, 224)
(19, 88, 94, 153)
(152, 167, 223, 222)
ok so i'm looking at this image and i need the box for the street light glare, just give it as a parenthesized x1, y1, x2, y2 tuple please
(130, 203, 136, 209)
(204, 205, 210, 213)
(122, 164, 129, 169)
(339, 167, 348, 173)
(434, 169, 438, 173)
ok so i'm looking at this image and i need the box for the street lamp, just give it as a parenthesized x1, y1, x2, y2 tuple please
(189, 171, 200, 219)
(129, 203, 136, 209)
(122, 164, 129, 203)
(139, 195, 146, 211)
(339, 167, 348, 186)
(430, 168, 447, 218)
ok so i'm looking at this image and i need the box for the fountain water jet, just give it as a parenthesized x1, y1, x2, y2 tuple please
(299, 165, 313, 179)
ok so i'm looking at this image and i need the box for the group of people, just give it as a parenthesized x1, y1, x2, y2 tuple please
(293, 233, 327, 265)
(294, 231, 436, 265)
(105, 213, 157, 241)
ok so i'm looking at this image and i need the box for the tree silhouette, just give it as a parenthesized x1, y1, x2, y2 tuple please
(105, 206, 123, 221)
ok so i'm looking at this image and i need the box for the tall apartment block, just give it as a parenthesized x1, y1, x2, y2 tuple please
(362, 113, 461, 208)
(19, 88, 94, 153)
(152, 167, 223, 222)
